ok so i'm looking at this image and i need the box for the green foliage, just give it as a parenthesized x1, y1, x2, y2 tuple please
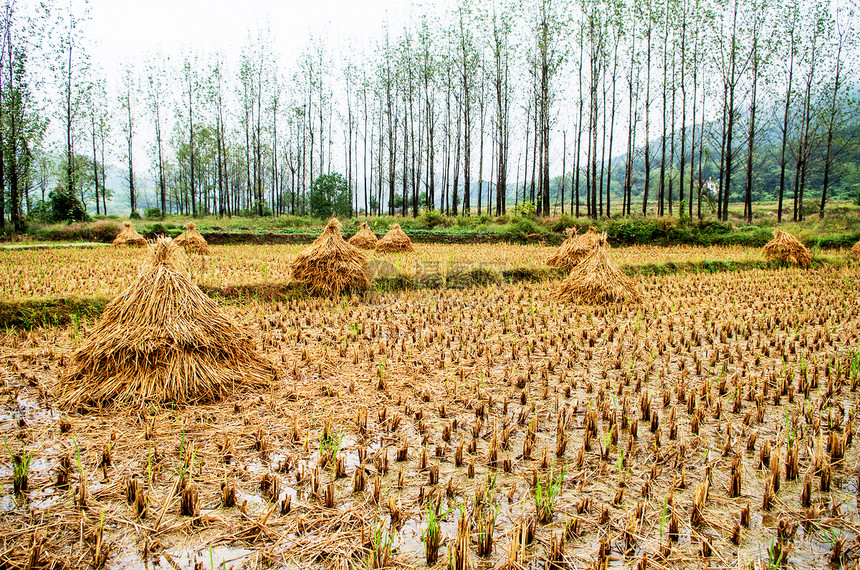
(535, 463, 565, 523)
(549, 214, 577, 233)
(26, 200, 51, 223)
(413, 209, 451, 230)
(507, 216, 548, 239)
(309, 173, 351, 219)
(514, 200, 537, 219)
(48, 186, 88, 223)
(144, 207, 163, 220)
(34, 220, 119, 242)
(3, 439, 31, 495)
(129, 210, 141, 220)
(145, 222, 182, 237)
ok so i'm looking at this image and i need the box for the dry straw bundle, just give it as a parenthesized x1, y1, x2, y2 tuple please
(763, 229, 812, 267)
(174, 221, 209, 254)
(290, 218, 370, 295)
(111, 221, 147, 247)
(347, 221, 379, 250)
(376, 223, 415, 253)
(556, 232, 643, 304)
(60, 238, 277, 408)
(850, 240, 860, 257)
(547, 226, 600, 270)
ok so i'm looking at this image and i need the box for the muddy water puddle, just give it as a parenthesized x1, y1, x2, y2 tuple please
(2, 271, 860, 568)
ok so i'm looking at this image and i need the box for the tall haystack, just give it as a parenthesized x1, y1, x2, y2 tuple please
(850, 240, 860, 257)
(347, 221, 379, 250)
(547, 226, 600, 270)
(60, 238, 277, 408)
(290, 218, 370, 295)
(112, 221, 147, 247)
(763, 229, 812, 267)
(173, 222, 209, 254)
(556, 233, 643, 304)
(376, 223, 415, 253)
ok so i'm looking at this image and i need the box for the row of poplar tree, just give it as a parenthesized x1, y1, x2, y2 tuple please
(0, 0, 856, 232)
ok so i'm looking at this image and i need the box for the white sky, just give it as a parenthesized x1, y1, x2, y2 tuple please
(87, 0, 420, 78)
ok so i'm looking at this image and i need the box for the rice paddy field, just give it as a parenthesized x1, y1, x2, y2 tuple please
(1, 241, 859, 569)
(0, 243, 846, 300)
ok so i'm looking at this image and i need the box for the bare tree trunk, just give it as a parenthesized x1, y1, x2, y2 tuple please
(642, 22, 652, 216)
(91, 115, 100, 215)
(819, 20, 844, 218)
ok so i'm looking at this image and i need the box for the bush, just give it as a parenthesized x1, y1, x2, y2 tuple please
(129, 210, 141, 220)
(144, 222, 182, 237)
(27, 200, 52, 223)
(548, 214, 576, 233)
(309, 173, 351, 219)
(413, 210, 452, 230)
(145, 207, 163, 220)
(48, 186, 87, 223)
(514, 200, 537, 219)
(36, 220, 120, 242)
(508, 216, 548, 238)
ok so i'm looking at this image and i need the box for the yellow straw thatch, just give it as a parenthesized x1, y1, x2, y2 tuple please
(112, 221, 147, 247)
(763, 229, 812, 267)
(59, 237, 277, 408)
(547, 226, 600, 270)
(850, 240, 860, 257)
(376, 223, 415, 253)
(347, 221, 379, 250)
(290, 218, 370, 295)
(174, 221, 209, 254)
(555, 233, 643, 304)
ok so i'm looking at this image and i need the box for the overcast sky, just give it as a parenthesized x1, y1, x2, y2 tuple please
(87, 0, 426, 77)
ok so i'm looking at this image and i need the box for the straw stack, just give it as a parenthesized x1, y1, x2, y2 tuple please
(290, 218, 370, 295)
(376, 223, 415, 253)
(174, 222, 209, 254)
(763, 229, 812, 267)
(547, 226, 601, 270)
(347, 221, 379, 250)
(556, 233, 643, 304)
(850, 240, 860, 257)
(112, 221, 147, 247)
(60, 237, 277, 408)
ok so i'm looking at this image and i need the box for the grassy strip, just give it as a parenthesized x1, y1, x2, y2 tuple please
(19, 225, 860, 249)
(0, 297, 111, 330)
(16, 206, 860, 249)
(2, 257, 848, 330)
(0, 242, 110, 251)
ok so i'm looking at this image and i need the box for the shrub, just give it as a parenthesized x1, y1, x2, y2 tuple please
(145, 207, 163, 220)
(309, 173, 351, 219)
(548, 214, 577, 233)
(36, 220, 120, 242)
(508, 216, 548, 238)
(514, 200, 537, 219)
(129, 210, 141, 220)
(414, 210, 451, 230)
(48, 186, 87, 223)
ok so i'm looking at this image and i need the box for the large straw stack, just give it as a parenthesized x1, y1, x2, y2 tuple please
(547, 226, 600, 270)
(174, 222, 209, 254)
(290, 218, 370, 295)
(556, 233, 643, 304)
(60, 238, 277, 408)
(850, 240, 860, 257)
(376, 223, 415, 253)
(763, 229, 812, 267)
(347, 221, 379, 250)
(112, 221, 147, 247)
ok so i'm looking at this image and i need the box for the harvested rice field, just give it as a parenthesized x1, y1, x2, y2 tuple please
(1, 245, 859, 569)
(0, 243, 821, 301)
